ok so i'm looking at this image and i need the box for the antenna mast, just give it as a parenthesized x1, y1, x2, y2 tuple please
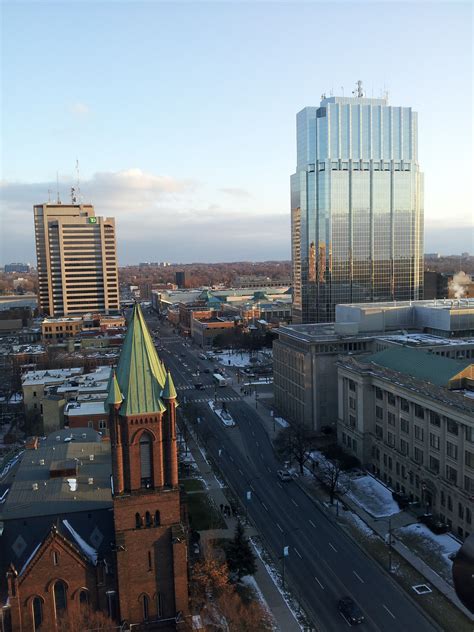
(56, 173, 61, 205)
(352, 80, 364, 98)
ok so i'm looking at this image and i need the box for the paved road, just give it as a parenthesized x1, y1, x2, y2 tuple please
(146, 312, 438, 632)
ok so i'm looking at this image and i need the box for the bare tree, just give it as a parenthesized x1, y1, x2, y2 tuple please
(319, 458, 350, 505)
(274, 421, 316, 475)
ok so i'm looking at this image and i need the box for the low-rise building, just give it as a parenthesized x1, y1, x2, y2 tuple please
(337, 347, 474, 541)
(191, 316, 237, 348)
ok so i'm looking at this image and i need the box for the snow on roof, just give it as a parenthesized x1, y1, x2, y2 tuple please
(66, 401, 107, 416)
(63, 519, 98, 565)
(19, 541, 41, 576)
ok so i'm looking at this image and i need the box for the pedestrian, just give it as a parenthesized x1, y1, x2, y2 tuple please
(226, 505, 231, 517)
(220, 503, 224, 513)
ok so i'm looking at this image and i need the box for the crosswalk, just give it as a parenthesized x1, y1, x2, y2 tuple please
(186, 395, 241, 404)
(176, 384, 214, 391)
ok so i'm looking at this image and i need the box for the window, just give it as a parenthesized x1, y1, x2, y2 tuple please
(387, 393, 396, 406)
(376, 406, 383, 420)
(440, 490, 445, 506)
(349, 380, 356, 392)
(54, 580, 67, 616)
(400, 398, 409, 413)
(348, 415, 356, 428)
(459, 503, 464, 520)
(464, 475, 474, 493)
(388, 412, 396, 426)
(466, 507, 472, 525)
(376, 425, 383, 439)
(414, 426, 424, 441)
(79, 590, 89, 607)
(447, 419, 459, 436)
(446, 442, 458, 460)
(465, 451, 474, 468)
(52, 551, 59, 566)
(400, 418, 409, 434)
(148, 551, 152, 570)
(400, 439, 409, 455)
(154, 510, 160, 526)
(142, 595, 150, 621)
(446, 465, 458, 485)
(135, 512, 142, 529)
(145, 511, 152, 527)
(156, 592, 163, 618)
(466, 427, 474, 444)
(448, 495, 453, 511)
(430, 411, 441, 427)
(429, 456, 440, 474)
(375, 387, 383, 400)
(429, 433, 440, 450)
(414, 447, 424, 464)
(140, 433, 153, 488)
(414, 404, 424, 419)
(32, 596, 43, 631)
(387, 432, 395, 447)
(349, 398, 356, 411)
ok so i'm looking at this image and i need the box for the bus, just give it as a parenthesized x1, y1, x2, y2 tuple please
(213, 373, 228, 387)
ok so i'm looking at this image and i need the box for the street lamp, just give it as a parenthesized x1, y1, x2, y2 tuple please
(279, 527, 299, 589)
(375, 516, 393, 572)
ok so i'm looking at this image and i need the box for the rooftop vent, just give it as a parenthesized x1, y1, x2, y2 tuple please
(39, 459, 45, 466)
(32, 483, 38, 491)
(89, 454, 94, 461)
(88, 477, 94, 485)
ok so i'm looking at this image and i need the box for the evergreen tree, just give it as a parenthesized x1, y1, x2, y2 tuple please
(225, 520, 257, 581)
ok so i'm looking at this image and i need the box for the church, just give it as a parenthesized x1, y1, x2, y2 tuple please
(0, 304, 189, 631)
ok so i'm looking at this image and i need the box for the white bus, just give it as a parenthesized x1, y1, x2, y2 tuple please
(213, 373, 228, 387)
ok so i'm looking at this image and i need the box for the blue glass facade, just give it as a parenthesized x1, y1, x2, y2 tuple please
(291, 95, 424, 323)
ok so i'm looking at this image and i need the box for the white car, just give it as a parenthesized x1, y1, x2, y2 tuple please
(277, 469, 292, 482)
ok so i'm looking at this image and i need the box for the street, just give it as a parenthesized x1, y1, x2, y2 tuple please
(144, 309, 438, 632)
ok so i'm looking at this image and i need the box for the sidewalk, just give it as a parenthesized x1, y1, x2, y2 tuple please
(243, 393, 474, 622)
(183, 423, 302, 632)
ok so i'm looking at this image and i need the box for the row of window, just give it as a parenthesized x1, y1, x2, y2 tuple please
(135, 510, 161, 529)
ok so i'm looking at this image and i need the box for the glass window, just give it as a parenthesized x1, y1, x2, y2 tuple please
(414, 425, 424, 441)
(33, 597, 43, 631)
(414, 447, 424, 464)
(375, 387, 383, 400)
(447, 419, 459, 436)
(446, 465, 458, 485)
(400, 439, 408, 455)
(142, 595, 150, 621)
(401, 418, 409, 433)
(388, 412, 396, 426)
(79, 590, 89, 607)
(140, 433, 153, 488)
(387, 393, 396, 406)
(376, 406, 383, 420)
(446, 442, 458, 460)
(414, 404, 424, 419)
(430, 433, 440, 450)
(54, 580, 67, 615)
(430, 411, 441, 427)
(465, 451, 474, 468)
(429, 456, 440, 474)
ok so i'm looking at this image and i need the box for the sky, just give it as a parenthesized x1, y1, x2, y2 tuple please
(1, 0, 472, 265)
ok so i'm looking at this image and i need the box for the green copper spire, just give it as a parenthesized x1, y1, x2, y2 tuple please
(162, 370, 178, 400)
(114, 303, 167, 415)
(104, 370, 123, 409)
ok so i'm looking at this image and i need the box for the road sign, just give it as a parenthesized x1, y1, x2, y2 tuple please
(283, 546, 289, 557)
(246, 491, 252, 501)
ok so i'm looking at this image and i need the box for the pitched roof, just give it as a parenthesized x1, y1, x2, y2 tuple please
(104, 370, 123, 409)
(162, 371, 177, 400)
(113, 303, 167, 415)
(365, 347, 472, 387)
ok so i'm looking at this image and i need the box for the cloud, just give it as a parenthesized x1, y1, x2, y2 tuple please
(69, 102, 90, 117)
(219, 187, 252, 198)
(0, 170, 288, 264)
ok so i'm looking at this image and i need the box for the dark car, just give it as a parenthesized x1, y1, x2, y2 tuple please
(203, 368, 211, 374)
(194, 383, 204, 390)
(338, 597, 364, 625)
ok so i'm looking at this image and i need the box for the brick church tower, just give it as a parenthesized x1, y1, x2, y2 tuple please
(106, 304, 188, 628)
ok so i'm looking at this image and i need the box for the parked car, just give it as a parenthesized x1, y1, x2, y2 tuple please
(419, 514, 448, 534)
(277, 469, 292, 482)
(203, 368, 211, 374)
(199, 353, 207, 360)
(338, 597, 365, 625)
(194, 383, 204, 390)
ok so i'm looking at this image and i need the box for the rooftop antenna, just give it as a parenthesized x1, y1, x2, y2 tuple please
(341, 86, 344, 97)
(352, 80, 364, 98)
(47, 189, 52, 203)
(56, 172, 61, 205)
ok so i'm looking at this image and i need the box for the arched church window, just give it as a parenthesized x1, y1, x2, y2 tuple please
(145, 511, 152, 527)
(32, 596, 43, 631)
(140, 433, 153, 488)
(142, 594, 150, 621)
(54, 580, 67, 616)
(154, 510, 160, 526)
(135, 512, 142, 529)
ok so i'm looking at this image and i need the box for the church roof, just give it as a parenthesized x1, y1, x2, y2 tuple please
(162, 371, 178, 400)
(104, 370, 123, 409)
(112, 303, 167, 415)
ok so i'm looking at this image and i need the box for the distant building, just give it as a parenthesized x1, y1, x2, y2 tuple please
(291, 87, 423, 323)
(234, 275, 291, 289)
(34, 202, 119, 317)
(4, 263, 30, 273)
(191, 316, 236, 348)
(175, 271, 188, 288)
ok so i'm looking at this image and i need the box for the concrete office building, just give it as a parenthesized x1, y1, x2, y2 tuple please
(34, 202, 119, 317)
(337, 347, 474, 540)
(273, 300, 474, 431)
(291, 84, 424, 323)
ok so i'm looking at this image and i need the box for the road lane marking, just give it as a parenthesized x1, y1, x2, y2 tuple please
(353, 570, 364, 584)
(276, 523, 283, 532)
(256, 441, 260, 447)
(229, 455, 234, 462)
(261, 502, 268, 511)
(291, 498, 298, 507)
(251, 431, 255, 436)
(294, 547, 302, 559)
(383, 605, 396, 619)
(238, 468, 243, 475)
(277, 482, 283, 489)
(328, 542, 338, 552)
(266, 466, 271, 473)
(250, 484, 255, 491)
(309, 519, 317, 528)
(314, 576, 324, 589)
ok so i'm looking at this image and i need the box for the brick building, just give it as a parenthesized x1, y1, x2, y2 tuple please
(0, 304, 189, 631)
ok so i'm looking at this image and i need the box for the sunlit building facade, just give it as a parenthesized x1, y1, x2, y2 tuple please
(291, 88, 424, 323)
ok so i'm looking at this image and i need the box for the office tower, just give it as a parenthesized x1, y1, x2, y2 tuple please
(34, 202, 120, 316)
(175, 270, 187, 288)
(291, 83, 424, 323)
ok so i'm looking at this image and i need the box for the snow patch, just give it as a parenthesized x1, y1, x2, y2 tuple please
(343, 511, 378, 538)
(274, 416, 289, 428)
(63, 520, 98, 564)
(346, 475, 400, 518)
(398, 523, 461, 570)
(208, 400, 235, 427)
(66, 478, 77, 492)
(19, 542, 42, 576)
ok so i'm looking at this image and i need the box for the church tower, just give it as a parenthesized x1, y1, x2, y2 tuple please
(107, 304, 188, 628)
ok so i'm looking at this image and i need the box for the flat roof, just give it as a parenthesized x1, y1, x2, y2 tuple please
(339, 299, 474, 312)
(0, 429, 112, 520)
(22, 368, 83, 386)
(65, 401, 107, 416)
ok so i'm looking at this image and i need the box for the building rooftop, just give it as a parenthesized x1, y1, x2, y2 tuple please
(364, 347, 472, 388)
(22, 367, 84, 386)
(0, 428, 112, 521)
(65, 401, 108, 417)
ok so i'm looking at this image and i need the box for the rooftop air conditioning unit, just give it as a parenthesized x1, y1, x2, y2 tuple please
(88, 477, 94, 485)
(89, 454, 94, 461)
(32, 483, 38, 491)
(39, 459, 45, 465)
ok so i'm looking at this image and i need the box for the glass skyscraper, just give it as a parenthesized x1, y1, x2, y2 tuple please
(291, 87, 424, 323)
